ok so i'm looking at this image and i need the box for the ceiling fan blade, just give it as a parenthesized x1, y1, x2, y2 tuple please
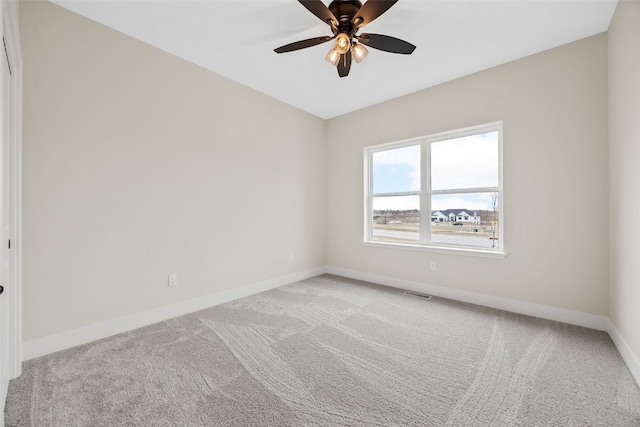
(352, 0, 398, 28)
(337, 50, 352, 78)
(357, 33, 416, 54)
(299, 0, 338, 27)
(274, 36, 333, 53)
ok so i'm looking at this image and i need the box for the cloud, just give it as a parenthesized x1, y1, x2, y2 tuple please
(373, 144, 420, 167)
(372, 195, 419, 211)
(431, 132, 499, 190)
(373, 145, 420, 191)
(431, 193, 497, 211)
(370, 132, 500, 212)
(372, 192, 497, 212)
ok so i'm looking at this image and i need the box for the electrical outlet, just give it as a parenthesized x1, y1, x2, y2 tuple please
(289, 253, 294, 262)
(168, 274, 178, 287)
(430, 262, 437, 271)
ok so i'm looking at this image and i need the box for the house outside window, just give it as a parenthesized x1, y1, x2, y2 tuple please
(364, 122, 504, 258)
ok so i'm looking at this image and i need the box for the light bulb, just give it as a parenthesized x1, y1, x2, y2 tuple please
(351, 43, 368, 63)
(325, 48, 340, 66)
(334, 33, 351, 55)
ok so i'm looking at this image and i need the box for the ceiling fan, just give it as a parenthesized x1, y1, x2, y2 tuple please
(274, 0, 416, 77)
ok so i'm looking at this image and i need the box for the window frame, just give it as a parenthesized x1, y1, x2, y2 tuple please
(363, 122, 505, 259)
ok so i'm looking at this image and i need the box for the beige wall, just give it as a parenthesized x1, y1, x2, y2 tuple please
(20, 1, 326, 340)
(326, 34, 609, 315)
(608, 1, 640, 365)
(20, 1, 619, 344)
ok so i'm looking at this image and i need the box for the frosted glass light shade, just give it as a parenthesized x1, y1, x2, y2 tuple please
(352, 43, 368, 63)
(325, 48, 340, 66)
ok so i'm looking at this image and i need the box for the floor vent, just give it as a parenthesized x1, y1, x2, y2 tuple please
(403, 291, 433, 300)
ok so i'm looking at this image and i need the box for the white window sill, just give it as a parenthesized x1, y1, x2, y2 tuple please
(362, 240, 507, 259)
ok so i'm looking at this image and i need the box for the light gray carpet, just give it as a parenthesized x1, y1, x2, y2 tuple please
(5, 274, 640, 426)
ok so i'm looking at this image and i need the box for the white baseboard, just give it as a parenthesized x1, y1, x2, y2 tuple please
(326, 266, 609, 331)
(606, 319, 640, 387)
(327, 267, 640, 387)
(23, 267, 327, 361)
(25, 266, 639, 390)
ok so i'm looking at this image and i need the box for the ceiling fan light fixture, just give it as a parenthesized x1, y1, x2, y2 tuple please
(351, 42, 368, 63)
(325, 48, 341, 66)
(334, 32, 351, 55)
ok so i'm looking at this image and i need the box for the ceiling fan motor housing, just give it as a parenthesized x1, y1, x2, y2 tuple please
(329, 0, 362, 36)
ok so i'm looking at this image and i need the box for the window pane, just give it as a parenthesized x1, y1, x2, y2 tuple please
(372, 195, 420, 242)
(431, 192, 499, 249)
(372, 145, 420, 194)
(431, 131, 498, 191)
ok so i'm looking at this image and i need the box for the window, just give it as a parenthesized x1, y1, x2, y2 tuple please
(364, 122, 503, 257)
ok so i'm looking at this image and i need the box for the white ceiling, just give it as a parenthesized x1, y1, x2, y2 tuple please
(50, 0, 617, 119)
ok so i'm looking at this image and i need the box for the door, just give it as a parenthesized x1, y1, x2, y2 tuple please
(0, 2, 22, 418)
(1, 32, 13, 412)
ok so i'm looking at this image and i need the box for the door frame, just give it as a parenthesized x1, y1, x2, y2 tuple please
(1, 0, 23, 388)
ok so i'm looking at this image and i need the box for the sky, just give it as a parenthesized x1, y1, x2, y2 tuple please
(372, 131, 499, 211)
